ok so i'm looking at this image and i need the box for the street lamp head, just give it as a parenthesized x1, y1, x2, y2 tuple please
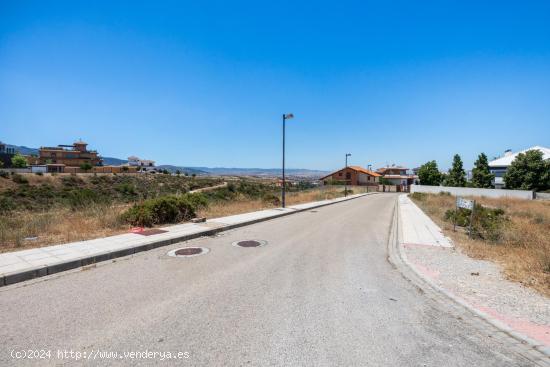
(346, 153, 352, 157)
(284, 113, 294, 120)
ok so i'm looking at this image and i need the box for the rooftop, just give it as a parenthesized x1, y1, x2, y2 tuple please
(489, 146, 550, 167)
(320, 165, 381, 180)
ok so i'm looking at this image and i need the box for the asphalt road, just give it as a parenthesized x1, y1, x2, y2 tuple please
(0, 194, 542, 366)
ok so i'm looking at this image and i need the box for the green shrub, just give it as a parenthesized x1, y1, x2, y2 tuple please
(445, 204, 506, 242)
(64, 188, 102, 208)
(121, 194, 207, 226)
(262, 193, 281, 206)
(0, 171, 9, 179)
(12, 174, 29, 184)
(0, 196, 16, 213)
(116, 183, 137, 196)
(35, 171, 44, 176)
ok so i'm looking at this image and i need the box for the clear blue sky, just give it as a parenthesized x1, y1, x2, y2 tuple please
(1, 1, 549, 170)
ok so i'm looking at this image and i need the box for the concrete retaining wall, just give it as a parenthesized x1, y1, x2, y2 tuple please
(535, 192, 550, 200)
(410, 185, 533, 200)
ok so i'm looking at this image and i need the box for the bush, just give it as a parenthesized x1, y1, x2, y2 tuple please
(121, 194, 207, 226)
(445, 204, 506, 241)
(262, 193, 281, 206)
(0, 171, 9, 179)
(116, 183, 137, 196)
(64, 188, 102, 209)
(35, 172, 44, 176)
(0, 196, 16, 213)
(11, 153, 28, 168)
(12, 174, 29, 184)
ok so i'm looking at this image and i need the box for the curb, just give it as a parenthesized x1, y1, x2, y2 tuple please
(1, 192, 376, 288)
(389, 195, 550, 359)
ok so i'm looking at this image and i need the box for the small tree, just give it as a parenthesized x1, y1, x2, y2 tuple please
(191, 173, 197, 178)
(471, 153, 494, 188)
(417, 161, 441, 186)
(176, 169, 181, 176)
(80, 162, 93, 172)
(11, 153, 28, 168)
(444, 154, 466, 187)
(504, 150, 550, 191)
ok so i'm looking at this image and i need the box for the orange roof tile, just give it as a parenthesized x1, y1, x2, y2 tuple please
(320, 166, 381, 180)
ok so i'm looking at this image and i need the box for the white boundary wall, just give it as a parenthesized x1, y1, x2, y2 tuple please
(411, 185, 533, 200)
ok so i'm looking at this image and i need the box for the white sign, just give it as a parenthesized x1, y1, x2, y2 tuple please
(456, 197, 474, 210)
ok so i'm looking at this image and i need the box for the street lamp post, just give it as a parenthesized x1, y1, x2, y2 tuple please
(345, 153, 352, 197)
(282, 113, 294, 208)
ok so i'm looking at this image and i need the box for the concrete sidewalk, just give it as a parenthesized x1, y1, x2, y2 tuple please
(0, 193, 372, 287)
(397, 194, 550, 356)
(398, 194, 453, 248)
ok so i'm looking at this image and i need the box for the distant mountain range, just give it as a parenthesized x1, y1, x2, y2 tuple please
(4, 144, 327, 178)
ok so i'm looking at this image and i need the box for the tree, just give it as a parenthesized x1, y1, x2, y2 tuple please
(504, 150, 550, 191)
(471, 153, 494, 188)
(80, 162, 93, 172)
(444, 154, 466, 187)
(417, 160, 441, 186)
(176, 169, 181, 176)
(11, 153, 28, 168)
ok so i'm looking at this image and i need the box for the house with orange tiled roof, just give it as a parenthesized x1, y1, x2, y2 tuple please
(320, 165, 381, 186)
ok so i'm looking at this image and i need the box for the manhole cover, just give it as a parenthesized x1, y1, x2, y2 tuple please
(232, 240, 267, 248)
(167, 247, 209, 258)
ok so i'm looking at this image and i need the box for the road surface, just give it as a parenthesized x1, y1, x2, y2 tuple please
(0, 194, 543, 366)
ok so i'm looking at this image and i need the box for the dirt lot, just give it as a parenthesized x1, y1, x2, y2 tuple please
(410, 193, 550, 297)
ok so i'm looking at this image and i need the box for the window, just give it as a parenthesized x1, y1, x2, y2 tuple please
(346, 172, 351, 179)
(338, 172, 342, 176)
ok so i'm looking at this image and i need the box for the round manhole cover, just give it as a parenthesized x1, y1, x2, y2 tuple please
(167, 247, 209, 258)
(232, 240, 267, 248)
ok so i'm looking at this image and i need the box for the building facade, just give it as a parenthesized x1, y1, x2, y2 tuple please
(320, 166, 381, 186)
(38, 140, 102, 167)
(0, 141, 16, 168)
(376, 166, 415, 187)
(127, 156, 156, 171)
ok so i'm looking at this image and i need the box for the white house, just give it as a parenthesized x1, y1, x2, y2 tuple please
(127, 156, 156, 172)
(488, 146, 550, 189)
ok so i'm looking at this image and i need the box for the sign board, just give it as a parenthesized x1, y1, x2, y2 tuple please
(456, 197, 474, 210)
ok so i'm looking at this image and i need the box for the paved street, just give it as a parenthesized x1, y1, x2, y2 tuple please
(0, 194, 542, 366)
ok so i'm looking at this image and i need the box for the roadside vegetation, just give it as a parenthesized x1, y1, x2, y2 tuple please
(417, 149, 550, 192)
(0, 172, 362, 252)
(410, 192, 550, 296)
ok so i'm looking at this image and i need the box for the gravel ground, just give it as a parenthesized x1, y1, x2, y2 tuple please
(403, 243, 550, 346)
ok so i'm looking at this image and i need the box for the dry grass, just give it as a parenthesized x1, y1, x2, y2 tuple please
(0, 204, 131, 253)
(410, 193, 550, 296)
(0, 186, 367, 253)
(198, 186, 368, 218)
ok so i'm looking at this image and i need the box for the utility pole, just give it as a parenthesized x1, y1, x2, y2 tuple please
(281, 113, 294, 207)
